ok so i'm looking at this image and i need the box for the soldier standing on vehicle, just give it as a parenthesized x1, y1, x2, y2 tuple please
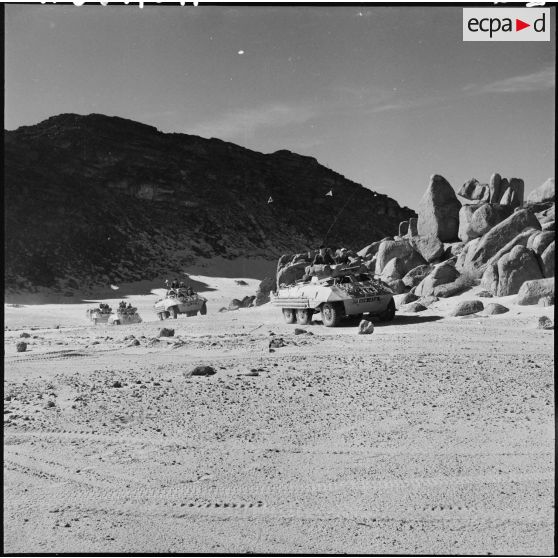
(335, 247, 350, 265)
(312, 246, 334, 266)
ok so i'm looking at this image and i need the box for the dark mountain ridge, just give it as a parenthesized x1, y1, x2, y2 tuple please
(5, 113, 415, 293)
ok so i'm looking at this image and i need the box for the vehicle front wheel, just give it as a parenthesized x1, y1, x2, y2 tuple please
(200, 302, 207, 315)
(296, 309, 312, 325)
(321, 303, 342, 327)
(170, 307, 178, 319)
(282, 308, 296, 324)
(378, 298, 396, 322)
(158, 313, 164, 321)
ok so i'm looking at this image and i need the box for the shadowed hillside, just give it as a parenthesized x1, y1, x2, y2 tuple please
(5, 113, 415, 294)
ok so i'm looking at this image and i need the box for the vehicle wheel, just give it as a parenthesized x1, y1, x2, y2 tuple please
(164, 311, 170, 319)
(321, 303, 342, 327)
(296, 309, 312, 325)
(282, 308, 296, 324)
(158, 313, 164, 321)
(113, 320, 121, 326)
(200, 302, 207, 315)
(93, 318, 98, 325)
(170, 307, 178, 319)
(378, 298, 396, 322)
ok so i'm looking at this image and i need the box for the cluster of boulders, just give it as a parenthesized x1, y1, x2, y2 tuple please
(275, 174, 555, 309)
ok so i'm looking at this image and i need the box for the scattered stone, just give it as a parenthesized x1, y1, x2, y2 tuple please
(449, 300, 484, 317)
(218, 307, 228, 313)
(235, 280, 248, 286)
(269, 337, 287, 349)
(159, 328, 175, 338)
(19, 332, 31, 338)
(516, 278, 555, 305)
(357, 320, 374, 334)
(417, 174, 461, 242)
(186, 366, 216, 377)
(128, 339, 140, 347)
(112, 381, 123, 388)
(476, 290, 494, 298)
(537, 316, 554, 330)
(401, 302, 427, 313)
(484, 303, 509, 315)
(294, 328, 307, 335)
(228, 299, 242, 311)
(45, 400, 55, 408)
(16, 342, 27, 353)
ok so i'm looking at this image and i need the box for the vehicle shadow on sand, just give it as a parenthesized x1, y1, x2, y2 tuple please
(311, 314, 444, 328)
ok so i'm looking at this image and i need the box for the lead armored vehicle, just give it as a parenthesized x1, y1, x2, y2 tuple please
(154, 291, 208, 320)
(271, 267, 395, 327)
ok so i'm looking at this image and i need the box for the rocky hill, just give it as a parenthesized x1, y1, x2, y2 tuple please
(5, 113, 415, 294)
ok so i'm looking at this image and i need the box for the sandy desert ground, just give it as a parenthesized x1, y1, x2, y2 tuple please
(3, 275, 555, 554)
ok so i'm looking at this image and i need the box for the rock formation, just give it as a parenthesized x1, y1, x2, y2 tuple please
(5, 113, 415, 293)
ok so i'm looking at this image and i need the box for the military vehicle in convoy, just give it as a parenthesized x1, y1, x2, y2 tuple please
(154, 291, 208, 320)
(271, 266, 395, 327)
(107, 307, 142, 325)
(86, 305, 142, 325)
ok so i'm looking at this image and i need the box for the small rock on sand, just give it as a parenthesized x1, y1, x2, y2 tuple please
(185, 366, 217, 377)
(484, 303, 509, 315)
(450, 300, 484, 317)
(537, 316, 554, 330)
(159, 328, 175, 338)
(476, 290, 494, 298)
(19, 332, 31, 338)
(357, 320, 374, 334)
(16, 342, 27, 352)
(402, 302, 427, 313)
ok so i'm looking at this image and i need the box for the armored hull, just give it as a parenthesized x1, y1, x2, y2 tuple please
(271, 270, 395, 327)
(154, 292, 208, 320)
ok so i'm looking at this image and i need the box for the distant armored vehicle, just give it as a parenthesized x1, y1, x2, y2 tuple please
(154, 291, 208, 320)
(87, 305, 142, 325)
(86, 305, 112, 325)
(271, 267, 395, 327)
(107, 307, 142, 325)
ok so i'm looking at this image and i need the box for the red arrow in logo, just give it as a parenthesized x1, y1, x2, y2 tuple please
(516, 19, 530, 31)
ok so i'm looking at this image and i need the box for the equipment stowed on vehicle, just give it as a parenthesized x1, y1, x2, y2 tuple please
(154, 290, 208, 320)
(271, 265, 396, 327)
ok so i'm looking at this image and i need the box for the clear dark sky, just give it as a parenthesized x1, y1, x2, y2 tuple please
(5, 4, 555, 208)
